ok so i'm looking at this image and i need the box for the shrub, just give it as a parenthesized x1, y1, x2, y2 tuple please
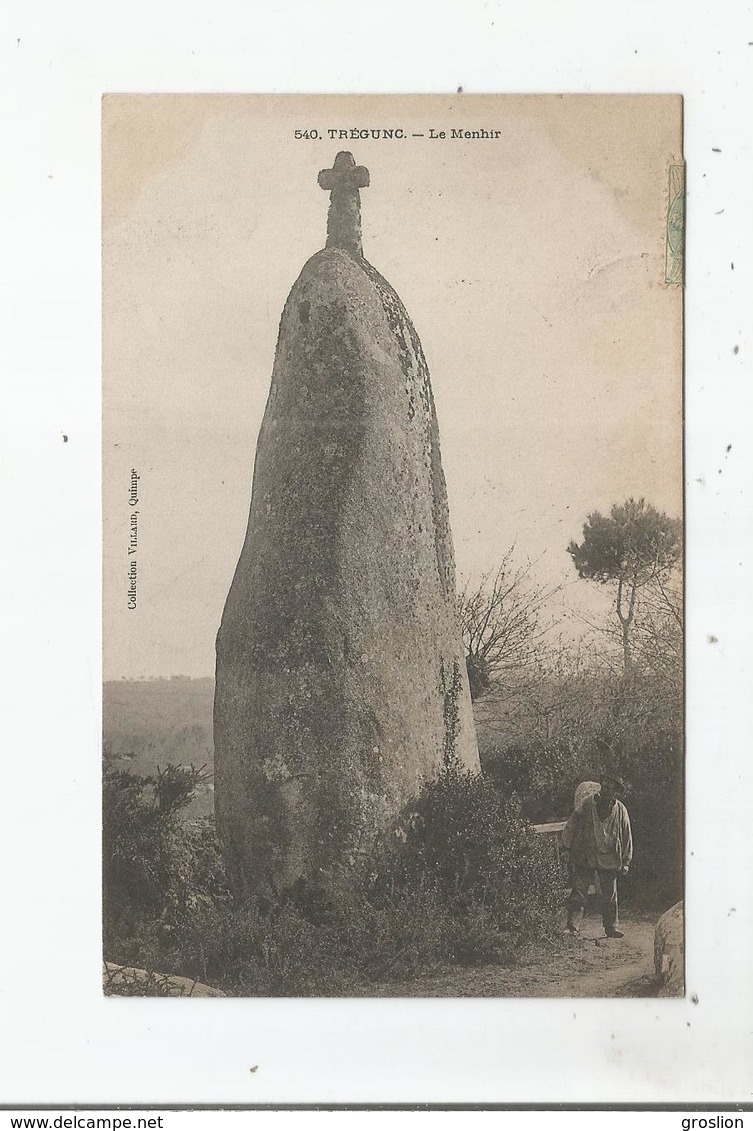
(373, 762, 563, 945)
(610, 725, 683, 907)
(103, 764, 230, 966)
(103, 760, 565, 995)
(324, 883, 512, 981)
(481, 739, 591, 824)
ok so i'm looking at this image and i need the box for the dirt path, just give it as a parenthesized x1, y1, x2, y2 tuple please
(358, 911, 658, 998)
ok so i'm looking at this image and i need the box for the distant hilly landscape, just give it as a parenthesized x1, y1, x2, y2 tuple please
(103, 677, 215, 815)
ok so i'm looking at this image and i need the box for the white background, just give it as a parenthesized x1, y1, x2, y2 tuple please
(1, 0, 751, 1108)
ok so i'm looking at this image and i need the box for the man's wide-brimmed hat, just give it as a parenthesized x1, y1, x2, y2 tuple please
(600, 769, 627, 792)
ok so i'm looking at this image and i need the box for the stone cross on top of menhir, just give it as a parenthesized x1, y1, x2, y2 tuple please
(317, 150, 370, 257)
(214, 151, 479, 902)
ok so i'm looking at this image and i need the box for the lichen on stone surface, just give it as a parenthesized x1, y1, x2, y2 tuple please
(214, 246, 478, 899)
(441, 657, 464, 765)
(358, 257, 455, 601)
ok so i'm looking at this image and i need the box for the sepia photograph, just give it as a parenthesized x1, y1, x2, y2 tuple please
(102, 93, 684, 1000)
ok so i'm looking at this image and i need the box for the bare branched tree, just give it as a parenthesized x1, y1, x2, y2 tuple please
(628, 571, 683, 714)
(458, 547, 560, 700)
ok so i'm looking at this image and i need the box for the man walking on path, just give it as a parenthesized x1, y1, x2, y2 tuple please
(561, 773, 633, 938)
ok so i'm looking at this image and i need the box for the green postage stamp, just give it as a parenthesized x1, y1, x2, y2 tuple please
(665, 162, 686, 285)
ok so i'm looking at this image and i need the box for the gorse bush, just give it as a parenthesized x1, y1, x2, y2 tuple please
(103, 764, 230, 968)
(481, 739, 591, 824)
(103, 760, 564, 995)
(162, 884, 509, 994)
(374, 762, 562, 942)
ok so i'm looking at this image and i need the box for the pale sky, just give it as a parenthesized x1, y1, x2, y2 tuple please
(103, 94, 683, 679)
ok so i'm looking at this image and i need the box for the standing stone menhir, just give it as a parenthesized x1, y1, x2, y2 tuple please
(214, 151, 479, 899)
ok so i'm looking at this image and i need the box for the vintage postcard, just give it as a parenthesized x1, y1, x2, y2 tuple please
(102, 94, 683, 999)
